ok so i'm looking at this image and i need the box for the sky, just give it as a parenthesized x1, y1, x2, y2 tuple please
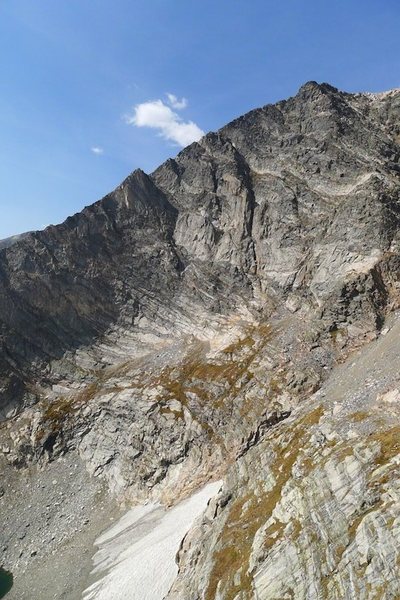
(0, 0, 399, 239)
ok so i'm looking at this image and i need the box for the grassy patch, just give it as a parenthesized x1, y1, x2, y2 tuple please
(39, 381, 100, 435)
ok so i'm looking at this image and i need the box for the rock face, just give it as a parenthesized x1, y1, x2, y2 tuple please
(1, 82, 400, 599)
(166, 316, 400, 600)
(0, 231, 32, 251)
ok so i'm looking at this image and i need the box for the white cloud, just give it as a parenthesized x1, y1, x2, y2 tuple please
(91, 146, 104, 155)
(166, 93, 187, 110)
(125, 96, 204, 147)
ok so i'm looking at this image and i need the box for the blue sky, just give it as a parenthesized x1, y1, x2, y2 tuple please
(0, 0, 399, 239)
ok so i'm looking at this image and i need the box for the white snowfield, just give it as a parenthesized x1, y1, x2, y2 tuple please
(82, 481, 222, 600)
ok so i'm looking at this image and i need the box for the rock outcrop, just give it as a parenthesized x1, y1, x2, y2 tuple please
(1, 82, 400, 599)
(167, 315, 400, 600)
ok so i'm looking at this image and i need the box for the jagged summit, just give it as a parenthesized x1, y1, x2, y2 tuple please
(2, 81, 398, 250)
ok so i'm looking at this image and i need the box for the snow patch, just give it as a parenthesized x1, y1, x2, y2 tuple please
(82, 481, 221, 600)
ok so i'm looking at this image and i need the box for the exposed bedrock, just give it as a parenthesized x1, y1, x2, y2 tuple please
(1, 82, 400, 599)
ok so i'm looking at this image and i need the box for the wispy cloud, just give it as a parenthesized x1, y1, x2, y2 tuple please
(125, 94, 204, 147)
(91, 146, 104, 155)
(166, 93, 187, 110)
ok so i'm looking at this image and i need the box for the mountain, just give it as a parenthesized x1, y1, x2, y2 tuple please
(1, 81, 400, 599)
(0, 231, 32, 250)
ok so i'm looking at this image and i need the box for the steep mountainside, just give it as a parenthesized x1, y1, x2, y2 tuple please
(0, 232, 32, 251)
(1, 82, 400, 599)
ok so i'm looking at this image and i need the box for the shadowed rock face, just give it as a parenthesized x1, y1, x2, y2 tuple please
(0, 169, 182, 415)
(1, 82, 400, 599)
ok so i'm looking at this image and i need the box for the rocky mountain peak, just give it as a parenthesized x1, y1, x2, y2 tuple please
(1, 82, 400, 599)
